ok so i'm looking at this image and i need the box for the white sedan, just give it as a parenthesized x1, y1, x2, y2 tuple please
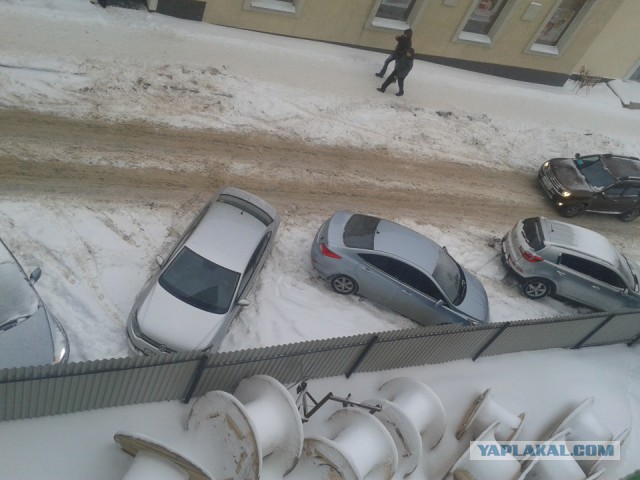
(126, 187, 280, 355)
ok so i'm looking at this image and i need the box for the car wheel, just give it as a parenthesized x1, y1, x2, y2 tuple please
(559, 203, 585, 218)
(521, 278, 554, 300)
(620, 208, 640, 222)
(330, 275, 358, 295)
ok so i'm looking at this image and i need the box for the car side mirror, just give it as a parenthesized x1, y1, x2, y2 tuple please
(29, 267, 42, 285)
(237, 298, 250, 307)
(621, 288, 629, 296)
(435, 299, 444, 308)
(155, 255, 165, 267)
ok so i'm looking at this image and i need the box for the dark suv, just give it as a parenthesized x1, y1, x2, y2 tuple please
(538, 153, 640, 222)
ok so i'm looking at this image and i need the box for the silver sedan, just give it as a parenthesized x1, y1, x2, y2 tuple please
(126, 187, 280, 355)
(310, 211, 490, 326)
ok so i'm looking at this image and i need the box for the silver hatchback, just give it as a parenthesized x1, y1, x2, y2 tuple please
(502, 217, 640, 310)
(310, 211, 490, 326)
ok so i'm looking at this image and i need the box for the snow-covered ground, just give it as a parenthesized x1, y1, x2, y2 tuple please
(1, 1, 640, 479)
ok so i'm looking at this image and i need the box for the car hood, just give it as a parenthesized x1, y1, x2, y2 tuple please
(549, 158, 594, 193)
(0, 306, 54, 369)
(0, 261, 39, 328)
(456, 267, 490, 324)
(138, 283, 226, 352)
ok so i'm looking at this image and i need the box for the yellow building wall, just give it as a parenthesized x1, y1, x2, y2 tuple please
(576, 0, 640, 79)
(201, 0, 627, 77)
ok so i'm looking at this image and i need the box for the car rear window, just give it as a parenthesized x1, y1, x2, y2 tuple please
(217, 194, 273, 226)
(343, 214, 380, 249)
(522, 218, 545, 251)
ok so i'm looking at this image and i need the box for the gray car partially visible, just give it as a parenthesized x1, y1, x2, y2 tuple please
(502, 217, 640, 310)
(0, 238, 69, 369)
(310, 211, 490, 326)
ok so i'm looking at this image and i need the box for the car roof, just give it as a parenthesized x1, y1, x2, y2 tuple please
(601, 155, 640, 180)
(363, 217, 441, 273)
(185, 200, 267, 273)
(539, 217, 620, 267)
(0, 239, 39, 324)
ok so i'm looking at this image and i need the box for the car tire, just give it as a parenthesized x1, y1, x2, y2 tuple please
(520, 278, 554, 300)
(559, 203, 585, 218)
(330, 275, 358, 295)
(620, 208, 640, 222)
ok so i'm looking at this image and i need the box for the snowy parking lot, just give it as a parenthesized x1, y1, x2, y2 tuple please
(1, 1, 640, 479)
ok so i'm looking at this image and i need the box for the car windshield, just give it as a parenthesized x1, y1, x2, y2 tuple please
(159, 247, 240, 314)
(343, 214, 381, 249)
(432, 248, 465, 305)
(574, 156, 614, 188)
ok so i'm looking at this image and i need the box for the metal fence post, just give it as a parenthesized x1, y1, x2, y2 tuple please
(627, 330, 640, 347)
(182, 355, 209, 404)
(346, 335, 379, 378)
(572, 314, 614, 349)
(472, 323, 510, 361)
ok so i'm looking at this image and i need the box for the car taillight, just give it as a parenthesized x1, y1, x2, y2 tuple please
(320, 243, 341, 259)
(519, 246, 543, 262)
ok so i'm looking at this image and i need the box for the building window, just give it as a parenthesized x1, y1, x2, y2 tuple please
(243, 0, 304, 16)
(370, 0, 426, 30)
(463, 0, 509, 35)
(376, 0, 418, 21)
(456, 0, 514, 45)
(529, 0, 593, 56)
(536, 0, 586, 46)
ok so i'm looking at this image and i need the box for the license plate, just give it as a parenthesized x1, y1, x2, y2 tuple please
(540, 177, 553, 198)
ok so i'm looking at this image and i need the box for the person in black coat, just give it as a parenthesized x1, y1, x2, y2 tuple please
(377, 48, 415, 97)
(375, 29, 412, 78)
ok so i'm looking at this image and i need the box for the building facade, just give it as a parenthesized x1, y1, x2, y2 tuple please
(148, 0, 640, 86)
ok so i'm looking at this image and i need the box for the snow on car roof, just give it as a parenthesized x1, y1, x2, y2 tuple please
(602, 156, 640, 179)
(541, 217, 621, 267)
(185, 201, 266, 273)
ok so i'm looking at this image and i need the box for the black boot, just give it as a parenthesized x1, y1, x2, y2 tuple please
(380, 76, 393, 92)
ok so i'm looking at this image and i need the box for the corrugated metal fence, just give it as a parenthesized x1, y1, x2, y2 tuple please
(2, 309, 639, 421)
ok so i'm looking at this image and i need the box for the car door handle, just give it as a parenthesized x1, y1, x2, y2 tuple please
(555, 271, 566, 276)
(401, 290, 412, 296)
(591, 285, 600, 290)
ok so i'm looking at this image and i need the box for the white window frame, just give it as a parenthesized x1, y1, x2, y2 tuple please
(367, 0, 429, 32)
(243, 0, 305, 17)
(527, 0, 596, 57)
(453, 0, 516, 47)
(624, 59, 640, 83)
